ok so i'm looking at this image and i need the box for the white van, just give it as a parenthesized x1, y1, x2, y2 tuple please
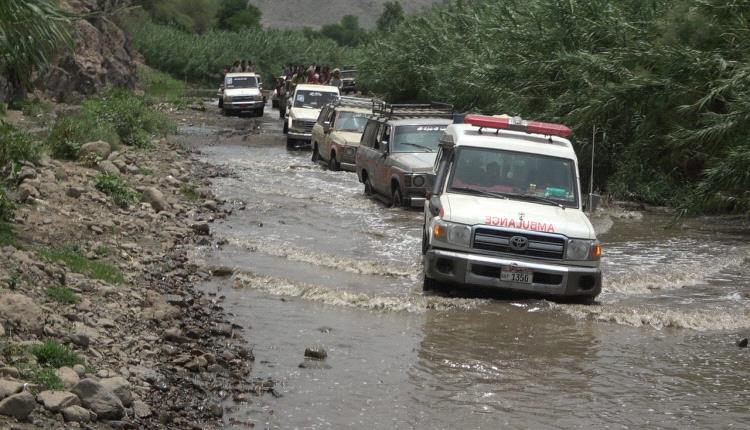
(284, 84, 340, 149)
(422, 114, 602, 300)
(219, 73, 265, 117)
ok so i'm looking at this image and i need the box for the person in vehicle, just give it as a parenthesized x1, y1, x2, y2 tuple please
(329, 69, 343, 89)
(240, 60, 247, 72)
(230, 61, 242, 72)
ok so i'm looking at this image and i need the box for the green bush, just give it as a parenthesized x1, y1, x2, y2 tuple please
(95, 172, 139, 208)
(0, 187, 14, 222)
(81, 88, 175, 147)
(31, 341, 83, 368)
(21, 98, 52, 117)
(46, 287, 80, 304)
(0, 121, 41, 175)
(47, 115, 119, 160)
(48, 89, 174, 159)
(138, 65, 188, 106)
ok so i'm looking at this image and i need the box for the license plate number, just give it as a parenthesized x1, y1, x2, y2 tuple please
(501, 267, 532, 284)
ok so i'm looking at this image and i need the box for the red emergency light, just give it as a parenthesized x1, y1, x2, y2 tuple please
(464, 114, 572, 138)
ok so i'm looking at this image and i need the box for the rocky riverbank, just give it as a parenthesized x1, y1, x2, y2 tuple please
(0, 111, 268, 428)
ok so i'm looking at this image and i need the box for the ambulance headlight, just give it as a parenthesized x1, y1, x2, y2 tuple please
(566, 239, 601, 261)
(433, 221, 471, 248)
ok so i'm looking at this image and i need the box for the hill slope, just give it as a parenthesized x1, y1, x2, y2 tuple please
(249, 0, 440, 29)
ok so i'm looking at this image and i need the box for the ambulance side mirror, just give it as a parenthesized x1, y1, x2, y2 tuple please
(429, 195, 442, 217)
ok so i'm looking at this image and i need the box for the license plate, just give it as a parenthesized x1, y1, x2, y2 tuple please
(500, 267, 533, 284)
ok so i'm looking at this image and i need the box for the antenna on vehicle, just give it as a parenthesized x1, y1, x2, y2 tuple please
(589, 126, 597, 216)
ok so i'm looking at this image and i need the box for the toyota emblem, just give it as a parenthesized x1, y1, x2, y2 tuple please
(509, 236, 529, 251)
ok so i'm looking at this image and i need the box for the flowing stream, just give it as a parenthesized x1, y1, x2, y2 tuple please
(178, 106, 750, 429)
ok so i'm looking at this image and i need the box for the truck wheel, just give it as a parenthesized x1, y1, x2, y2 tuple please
(311, 144, 320, 162)
(364, 175, 373, 196)
(286, 137, 296, 150)
(258, 108, 264, 117)
(391, 187, 404, 208)
(329, 153, 340, 171)
(421, 227, 429, 255)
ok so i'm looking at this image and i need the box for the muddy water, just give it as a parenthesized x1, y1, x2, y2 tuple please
(181, 107, 750, 429)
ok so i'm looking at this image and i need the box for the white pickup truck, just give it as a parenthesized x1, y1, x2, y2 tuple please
(422, 114, 602, 301)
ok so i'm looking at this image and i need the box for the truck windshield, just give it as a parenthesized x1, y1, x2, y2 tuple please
(391, 125, 447, 153)
(335, 112, 370, 132)
(294, 90, 339, 108)
(225, 76, 257, 89)
(448, 147, 579, 207)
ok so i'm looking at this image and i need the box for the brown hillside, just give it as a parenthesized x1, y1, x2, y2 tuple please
(249, 0, 441, 29)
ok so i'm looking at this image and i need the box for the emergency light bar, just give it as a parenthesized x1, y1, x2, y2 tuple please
(464, 114, 572, 138)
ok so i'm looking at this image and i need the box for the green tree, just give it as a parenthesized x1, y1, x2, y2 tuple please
(321, 15, 368, 47)
(0, 0, 73, 107)
(218, 0, 262, 31)
(377, 1, 404, 32)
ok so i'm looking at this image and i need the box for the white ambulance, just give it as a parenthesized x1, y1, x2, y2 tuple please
(422, 114, 602, 300)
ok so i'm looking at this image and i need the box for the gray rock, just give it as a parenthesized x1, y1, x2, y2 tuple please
(17, 166, 37, 183)
(72, 364, 87, 377)
(66, 186, 84, 198)
(17, 183, 40, 203)
(70, 332, 90, 348)
(304, 346, 328, 360)
(61, 405, 94, 423)
(0, 368, 20, 379)
(56, 367, 80, 390)
(80, 140, 112, 159)
(0, 392, 36, 419)
(99, 377, 132, 407)
(190, 222, 210, 235)
(71, 378, 124, 420)
(132, 400, 151, 418)
(0, 293, 44, 334)
(203, 200, 218, 211)
(97, 160, 121, 175)
(37, 390, 80, 412)
(0, 379, 23, 400)
(141, 187, 168, 213)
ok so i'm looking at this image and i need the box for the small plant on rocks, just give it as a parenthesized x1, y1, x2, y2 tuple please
(95, 172, 139, 208)
(79, 151, 102, 168)
(180, 184, 200, 202)
(31, 340, 84, 368)
(39, 245, 124, 284)
(46, 287, 80, 304)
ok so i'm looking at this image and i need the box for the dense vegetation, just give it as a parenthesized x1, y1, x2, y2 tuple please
(356, 0, 750, 213)
(126, 16, 347, 83)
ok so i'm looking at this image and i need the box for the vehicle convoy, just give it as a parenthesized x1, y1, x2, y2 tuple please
(284, 84, 340, 149)
(311, 97, 373, 171)
(218, 72, 266, 117)
(341, 69, 358, 94)
(422, 114, 602, 300)
(356, 102, 453, 208)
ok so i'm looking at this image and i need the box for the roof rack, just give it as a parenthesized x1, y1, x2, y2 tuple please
(337, 96, 372, 109)
(372, 100, 454, 120)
